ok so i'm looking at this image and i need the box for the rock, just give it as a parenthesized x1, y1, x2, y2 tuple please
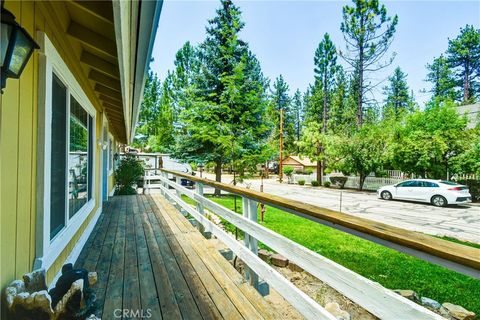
(23, 269, 47, 293)
(9, 290, 54, 320)
(54, 279, 84, 318)
(88, 272, 97, 286)
(393, 289, 419, 302)
(258, 249, 271, 262)
(271, 253, 288, 267)
(325, 302, 351, 320)
(442, 302, 476, 320)
(287, 261, 304, 272)
(420, 297, 441, 310)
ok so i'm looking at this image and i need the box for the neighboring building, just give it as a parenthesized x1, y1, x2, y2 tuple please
(281, 155, 317, 173)
(0, 0, 161, 307)
(457, 103, 480, 129)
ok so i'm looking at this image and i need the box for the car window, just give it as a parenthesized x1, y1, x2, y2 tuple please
(424, 181, 439, 187)
(397, 181, 416, 187)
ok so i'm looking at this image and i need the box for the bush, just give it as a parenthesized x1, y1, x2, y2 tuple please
(294, 168, 304, 174)
(305, 168, 314, 175)
(324, 181, 331, 187)
(330, 176, 348, 189)
(115, 154, 144, 195)
(283, 166, 294, 176)
(458, 179, 480, 202)
(298, 180, 305, 185)
(311, 180, 319, 187)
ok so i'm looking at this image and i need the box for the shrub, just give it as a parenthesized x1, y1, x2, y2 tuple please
(283, 166, 294, 177)
(305, 168, 314, 175)
(294, 168, 304, 174)
(458, 179, 480, 202)
(298, 180, 305, 185)
(311, 180, 319, 187)
(330, 176, 348, 189)
(324, 181, 331, 187)
(115, 154, 144, 195)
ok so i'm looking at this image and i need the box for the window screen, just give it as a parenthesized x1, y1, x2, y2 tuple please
(50, 74, 67, 239)
(69, 96, 92, 218)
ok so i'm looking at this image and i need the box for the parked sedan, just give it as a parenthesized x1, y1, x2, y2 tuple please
(377, 179, 472, 207)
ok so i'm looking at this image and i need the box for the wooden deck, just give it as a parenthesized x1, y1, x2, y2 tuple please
(75, 194, 279, 320)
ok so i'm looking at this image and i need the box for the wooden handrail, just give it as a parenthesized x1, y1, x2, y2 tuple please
(160, 169, 480, 274)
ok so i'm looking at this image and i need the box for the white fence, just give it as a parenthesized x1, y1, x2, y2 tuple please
(151, 171, 444, 320)
(291, 174, 403, 191)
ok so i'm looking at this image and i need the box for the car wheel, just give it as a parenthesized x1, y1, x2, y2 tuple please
(431, 195, 447, 207)
(381, 190, 392, 200)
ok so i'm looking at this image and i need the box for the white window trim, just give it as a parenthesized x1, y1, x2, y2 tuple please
(35, 32, 97, 271)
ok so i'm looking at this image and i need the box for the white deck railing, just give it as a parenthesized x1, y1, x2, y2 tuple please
(140, 170, 474, 320)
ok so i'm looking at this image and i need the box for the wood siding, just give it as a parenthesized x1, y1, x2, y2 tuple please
(0, 0, 113, 296)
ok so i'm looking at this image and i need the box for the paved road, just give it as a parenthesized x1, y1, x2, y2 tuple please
(200, 174, 480, 244)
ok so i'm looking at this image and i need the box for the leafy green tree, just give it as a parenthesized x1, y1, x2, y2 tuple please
(425, 54, 458, 103)
(451, 128, 480, 176)
(340, 0, 398, 126)
(390, 101, 469, 178)
(325, 123, 389, 190)
(382, 67, 415, 120)
(134, 72, 162, 147)
(446, 25, 480, 103)
(297, 121, 326, 182)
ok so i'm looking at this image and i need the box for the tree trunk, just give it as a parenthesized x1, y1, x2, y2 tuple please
(357, 45, 364, 127)
(214, 160, 222, 196)
(316, 159, 322, 184)
(464, 62, 470, 102)
(358, 172, 366, 191)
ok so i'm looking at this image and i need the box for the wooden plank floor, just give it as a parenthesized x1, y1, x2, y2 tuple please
(75, 195, 280, 320)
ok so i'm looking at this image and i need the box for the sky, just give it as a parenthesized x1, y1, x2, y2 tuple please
(150, 0, 480, 107)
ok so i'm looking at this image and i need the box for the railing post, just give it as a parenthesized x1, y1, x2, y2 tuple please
(175, 175, 182, 197)
(196, 182, 208, 236)
(242, 196, 259, 290)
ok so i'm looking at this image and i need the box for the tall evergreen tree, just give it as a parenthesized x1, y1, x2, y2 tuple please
(268, 75, 295, 154)
(340, 0, 398, 127)
(172, 0, 270, 192)
(292, 89, 304, 148)
(314, 33, 338, 133)
(446, 25, 480, 103)
(425, 54, 457, 103)
(382, 67, 414, 120)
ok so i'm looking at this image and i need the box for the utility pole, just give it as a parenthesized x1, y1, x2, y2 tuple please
(279, 108, 284, 183)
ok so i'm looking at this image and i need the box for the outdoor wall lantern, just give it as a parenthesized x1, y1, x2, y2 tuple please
(1, 6, 39, 93)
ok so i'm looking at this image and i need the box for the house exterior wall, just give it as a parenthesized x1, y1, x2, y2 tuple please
(0, 0, 116, 298)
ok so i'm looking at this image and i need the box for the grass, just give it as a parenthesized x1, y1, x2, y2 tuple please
(183, 194, 480, 315)
(436, 235, 480, 249)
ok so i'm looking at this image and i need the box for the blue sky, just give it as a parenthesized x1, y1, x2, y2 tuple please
(150, 0, 480, 107)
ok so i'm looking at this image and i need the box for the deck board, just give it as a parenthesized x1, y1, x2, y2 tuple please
(75, 194, 281, 320)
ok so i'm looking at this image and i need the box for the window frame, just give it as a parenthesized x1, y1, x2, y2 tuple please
(36, 32, 97, 271)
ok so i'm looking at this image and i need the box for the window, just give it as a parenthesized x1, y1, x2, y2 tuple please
(397, 181, 416, 187)
(50, 74, 67, 239)
(69, 96, 93, 218)
(421, 181, 439, 188)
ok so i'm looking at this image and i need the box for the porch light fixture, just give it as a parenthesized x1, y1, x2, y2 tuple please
(1, 7, 39, 92)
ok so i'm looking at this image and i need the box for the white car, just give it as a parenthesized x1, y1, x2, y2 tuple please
(377, 179, 472, 207)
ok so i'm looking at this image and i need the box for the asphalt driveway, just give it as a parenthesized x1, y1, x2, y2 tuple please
(200, 174, 480, 244)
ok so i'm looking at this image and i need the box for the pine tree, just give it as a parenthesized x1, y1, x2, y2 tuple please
(383, 67, 414, 120)
(446, 25, 480, 103)
(268, 75, 295, 154)
(314, 33, 338, 133)
(292, 89, 304, 150)
(340, 0, 398, 126)
(425, 54, 457, 103)
(172, 0, 270, 191)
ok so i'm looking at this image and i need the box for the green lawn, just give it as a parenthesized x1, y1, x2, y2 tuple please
(183, 194, 480, 314)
